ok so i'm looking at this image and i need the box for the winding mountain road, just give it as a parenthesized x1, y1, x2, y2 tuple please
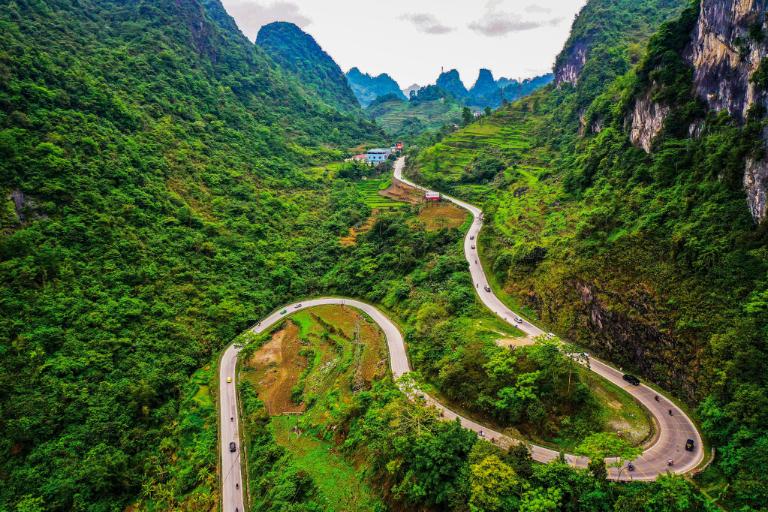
(218, 157, 704, 511)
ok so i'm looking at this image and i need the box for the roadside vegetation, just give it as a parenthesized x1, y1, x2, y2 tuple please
(409, 2, 768, 509)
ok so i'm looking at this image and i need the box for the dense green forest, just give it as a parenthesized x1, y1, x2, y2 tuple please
(411, 1, 768, 509)
(0, 0, 379, 509)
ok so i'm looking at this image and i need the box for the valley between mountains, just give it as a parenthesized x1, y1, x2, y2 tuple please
(218, 158, 705, 510)
(3, 0, 768, 511)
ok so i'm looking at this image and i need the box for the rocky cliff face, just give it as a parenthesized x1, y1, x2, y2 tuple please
(554, 39, 589, 85)
(745, 156, 768, 221)
(684, 0, 767, 121)
(684, 0, 768, 222)
(629, 90, 670, 152)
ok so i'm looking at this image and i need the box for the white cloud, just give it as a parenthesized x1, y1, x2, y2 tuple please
(469, 0, 564, 37)
(400, 13, 455, 35)
(221, 1, 311, 40)
(525, 4, 553, 13)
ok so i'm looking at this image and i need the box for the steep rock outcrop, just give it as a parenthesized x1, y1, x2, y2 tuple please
(555, 40, 590, 85)
(629, 90, 670, 152)
(684, 0, 768, 222)
(745, 156, 768, 221)
(684, 0, 767, 121)
(469, 69, 498, 99)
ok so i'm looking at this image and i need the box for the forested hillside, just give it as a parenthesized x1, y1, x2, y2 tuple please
(256, 21, 362, 113)
(0, 0, 379, 509)
(411, 0, 768, 508)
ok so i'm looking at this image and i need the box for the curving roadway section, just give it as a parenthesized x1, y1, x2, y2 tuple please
(217, 158, 704, 511)
(392, 156, 704, 480)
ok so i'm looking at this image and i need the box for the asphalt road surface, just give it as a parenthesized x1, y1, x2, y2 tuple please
(217, 158, 705, 510)
(392, 156, 704, 480)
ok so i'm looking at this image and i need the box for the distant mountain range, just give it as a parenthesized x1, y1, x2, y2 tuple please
(347, 67, 553, 110)
(346, 68, 406, 108)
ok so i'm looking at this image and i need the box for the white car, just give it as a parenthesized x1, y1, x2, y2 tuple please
(513, 316, 523, 324)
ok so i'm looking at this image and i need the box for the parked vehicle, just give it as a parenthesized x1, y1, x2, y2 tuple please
(685, 439, 695, 451)
(623, 374, 640, 386)
(229, 442, 237, 453)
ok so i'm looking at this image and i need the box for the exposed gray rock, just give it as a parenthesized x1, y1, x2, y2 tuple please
(685, 0, 768, 222)
(684, 0, 767, 122)
(11, 189, 25, 222)
(745, 157, 768, 222)
(630, 91, 670, 153)
(555, 40, 589, 86)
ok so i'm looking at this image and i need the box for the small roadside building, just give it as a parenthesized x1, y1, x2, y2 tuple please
(365, 148, 392, 164)
(425, 191, 441, 202)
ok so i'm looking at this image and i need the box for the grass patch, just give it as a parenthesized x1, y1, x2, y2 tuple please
(356, 178, 407, 209)
(271, 415, 383, 512)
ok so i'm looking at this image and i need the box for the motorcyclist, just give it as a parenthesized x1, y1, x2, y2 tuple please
(669, 409, 673, 416)
(667, 459, 673, 466)
(654, 395, 659, 401)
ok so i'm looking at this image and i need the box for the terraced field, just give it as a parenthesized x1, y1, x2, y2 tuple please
(241, 305, 388, 512)
(367, 97, 463, 137)
(356, 178, 407, 209)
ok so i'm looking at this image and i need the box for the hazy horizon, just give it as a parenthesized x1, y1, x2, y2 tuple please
(221, 0, 587, 87)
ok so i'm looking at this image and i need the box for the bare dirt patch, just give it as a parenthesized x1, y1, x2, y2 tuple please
(416, 202, 468, 231)
(340, 211, 379, 247)
(247, 322, 306, 415)
(496, 336, 536, 348)
(381, 180, 422, 203)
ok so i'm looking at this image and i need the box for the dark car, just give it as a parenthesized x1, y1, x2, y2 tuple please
(685, 439, 695, 452)
(484, 285, 491, 292)
(623, 374, 640, 386)
(229, 442, 237, 453)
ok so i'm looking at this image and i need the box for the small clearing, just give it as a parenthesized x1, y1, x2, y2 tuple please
(340, 210, 379, 247)
(245, 322, 306, 415)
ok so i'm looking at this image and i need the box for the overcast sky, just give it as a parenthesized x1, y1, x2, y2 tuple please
(221, 0, 587, 88)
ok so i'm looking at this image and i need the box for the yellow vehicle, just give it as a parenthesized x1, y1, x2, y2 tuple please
(227, 376, 232, 383)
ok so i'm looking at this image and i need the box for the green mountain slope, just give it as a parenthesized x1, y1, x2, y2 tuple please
(366, 91, 464, 138)
(256, 21, 362, 113)
(0, 0, 379, 509)
(411, 0, 768, 508)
